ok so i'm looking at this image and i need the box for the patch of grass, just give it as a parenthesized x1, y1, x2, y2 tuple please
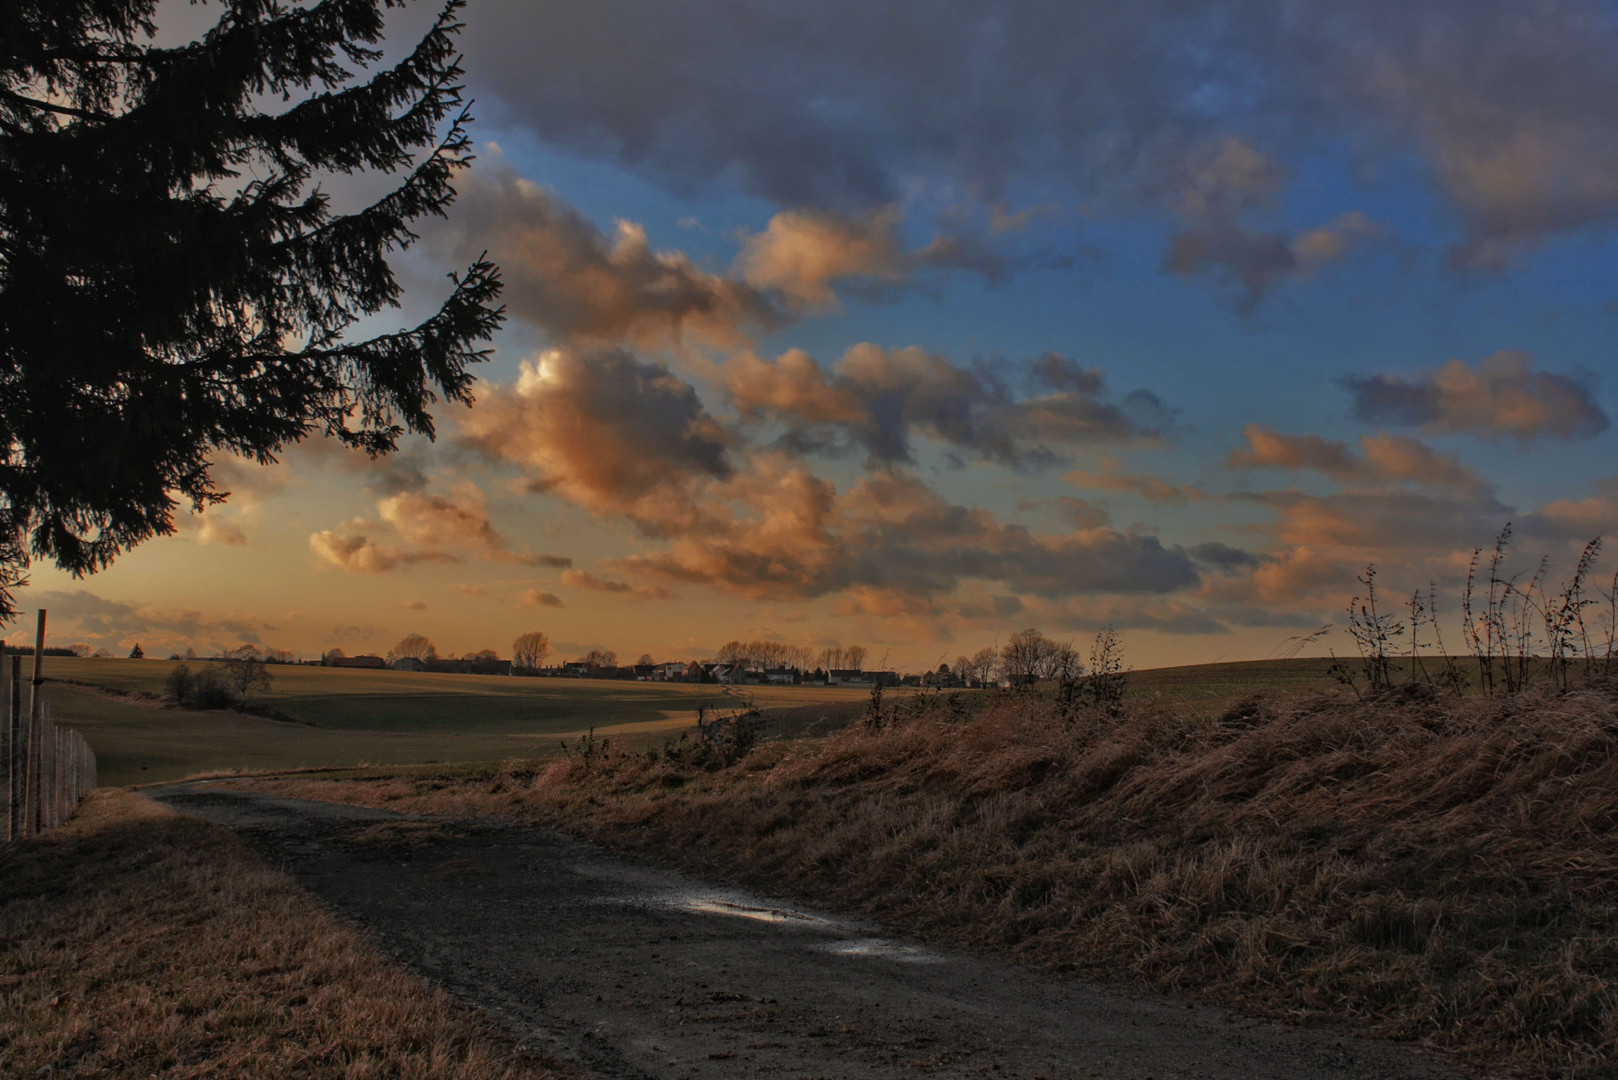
(240, 683, 1618, 1080)
(0, 789, 564, 1079)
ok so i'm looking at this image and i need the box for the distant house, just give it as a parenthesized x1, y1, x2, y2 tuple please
(562, 661, 591, 677)
(763, 668, 797, 685)
(328, 654, 386, 669)
(827, 668, 867, 685)
(389, 656, 427, 672)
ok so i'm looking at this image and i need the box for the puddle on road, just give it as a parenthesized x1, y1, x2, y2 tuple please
(678, 897, 832, 925)
(819, 938, 944, 964)
(597, 883, 946, 962)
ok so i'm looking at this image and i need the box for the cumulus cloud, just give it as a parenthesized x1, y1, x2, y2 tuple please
(617, 462, 1201, 603)
(1161, 140, 1384, 308)
(1165, 210, 1384, 310)
(725, 346, 1164, 469)
(460, 347, 733, 529)
(735, 207, 1041, 309)
(308, 523, 463, 573)
(376, 487, 571, 567)
(517, 589, 564, 608)
(429, 164, 779, 349)
(1341, 352, 1609, 443)
(1228, 425, 1487, 491)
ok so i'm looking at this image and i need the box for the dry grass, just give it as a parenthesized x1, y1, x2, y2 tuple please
(235, 685, 1618, 1080)
(0, 789, 568, 1079)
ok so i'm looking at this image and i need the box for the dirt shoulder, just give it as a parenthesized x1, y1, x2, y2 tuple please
(146, 783, 1470, 1080)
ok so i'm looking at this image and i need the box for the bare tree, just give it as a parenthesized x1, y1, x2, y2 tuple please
(582, 648, 618, 673)
(967, 647, 999, 686)
(1047, 640, 1083, 681)
(844, 644, 868, 671)
(1001, 628, 1054, 686)
(387, 634, 437, 663)
(225, 645, 272, 703)
(637, 652, 656, 667)
(512, 631, 551, 672)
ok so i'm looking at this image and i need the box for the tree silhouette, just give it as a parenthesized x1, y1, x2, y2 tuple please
(386, 633, 436, 662)
(512, 630, 550, 672)
(0, 0, 504, 619)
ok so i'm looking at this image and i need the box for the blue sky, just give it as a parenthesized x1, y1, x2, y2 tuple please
(20, 0, 1618, 670)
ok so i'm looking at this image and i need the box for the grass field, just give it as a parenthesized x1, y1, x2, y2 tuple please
(13, 654, 1358, 786)
(24, 657, 877, 785)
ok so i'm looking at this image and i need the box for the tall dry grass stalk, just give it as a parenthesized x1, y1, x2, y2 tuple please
(243, 685, 1618, 1080)
(0, 789, 562, 1079)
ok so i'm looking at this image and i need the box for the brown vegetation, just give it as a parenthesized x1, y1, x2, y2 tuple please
(240, 683, 1618, 1079)
(0, 789, 564, 1079)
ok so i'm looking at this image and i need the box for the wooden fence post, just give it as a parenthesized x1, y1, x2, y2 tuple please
(26, 610, 45, 836)
(7, 654, 18, 840)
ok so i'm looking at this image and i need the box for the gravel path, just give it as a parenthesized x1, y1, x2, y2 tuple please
(146, 784, 1473, 1080)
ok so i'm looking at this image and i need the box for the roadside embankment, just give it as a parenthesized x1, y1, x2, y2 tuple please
(235, 684, 1618, 1080)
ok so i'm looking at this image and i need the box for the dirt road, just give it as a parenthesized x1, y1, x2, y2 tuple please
(146, 784, 1472, 1080)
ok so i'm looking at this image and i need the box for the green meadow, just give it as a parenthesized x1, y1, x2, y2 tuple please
(22, 655, 1351, 787)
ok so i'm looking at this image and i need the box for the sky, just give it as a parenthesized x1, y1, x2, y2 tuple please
(15, 0, 1618, 671)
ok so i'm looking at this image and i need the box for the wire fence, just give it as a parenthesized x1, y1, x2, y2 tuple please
(5, 610, 98, 841)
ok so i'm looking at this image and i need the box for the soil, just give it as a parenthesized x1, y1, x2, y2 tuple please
(144, 783, 1475, 1080)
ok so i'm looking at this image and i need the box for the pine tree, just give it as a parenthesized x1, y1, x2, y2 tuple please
(0, 0, 504, 619)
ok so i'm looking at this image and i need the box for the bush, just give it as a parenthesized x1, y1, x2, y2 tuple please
(192, 666, 234, 710)
(163, 663, 195, 706)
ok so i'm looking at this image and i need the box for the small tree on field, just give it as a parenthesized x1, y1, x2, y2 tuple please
(512, 631, 550, 672)
(164, 662, 195, 706)
(225, 645, 272, 703)
(128, 643, 144, 659)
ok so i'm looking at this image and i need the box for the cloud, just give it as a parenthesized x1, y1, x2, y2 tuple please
(734, 207, 1037, 309)
(402, 600, 428, 611)
(561, 569, 673, 600)
(463, 2, 1618, 279)
(618, 461, 1201, 603)
(725, 346, 1164, 469)
(517, 589, 564, 608)
(451, 584, 487, 597)
(1161, 140, 1384, 308)
(1341, 352, 1609, 443)
(460, 347, 733, 529)
(26, 588, 269, 651)
(429, 163, 780, 349)
(308, 522, 462, 573)
(375, 486, 571, 567)
(1165, 210, 1384, 310)
(1188, 542, 1264, 570)
(1228, 425, 1486, 491)
(1065, 458, 1207, 504)
(194, 515, 248, 546)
